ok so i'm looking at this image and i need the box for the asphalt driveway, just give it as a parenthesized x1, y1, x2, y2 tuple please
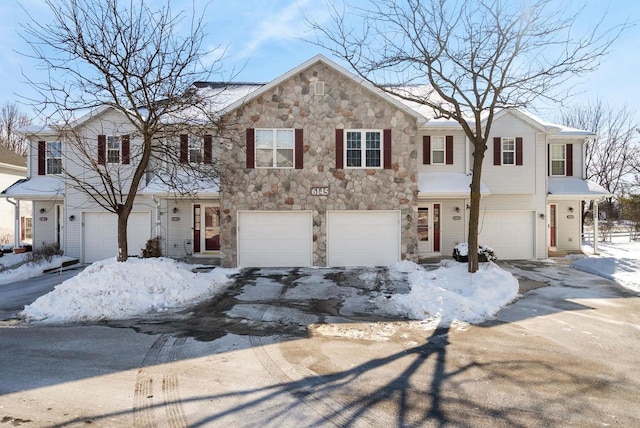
(0, 262, 638, 427)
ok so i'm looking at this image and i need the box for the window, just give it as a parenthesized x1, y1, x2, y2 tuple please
(255, 129, 294, 168)
(345, 130, 382, 168)
(418, 208, 429, 242)
(502, 137, 515, 165)
(431, 136, 445, 164)
(107, 136, 120, 163)
(24, 217, 32, 240)
(47, 141, 62, 174)
(188, 135, 203, 164)
(551, 144, 566, 176)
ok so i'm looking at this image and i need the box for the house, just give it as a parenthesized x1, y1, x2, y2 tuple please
(0, 145, 31, 247)
(1, 55, 610, 266)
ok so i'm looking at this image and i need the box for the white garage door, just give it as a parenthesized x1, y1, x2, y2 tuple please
(83, 212, 151, 263)
(327, 211, 400, 267)
(237, 211, 313, 267)
(478, 210, 534, 260)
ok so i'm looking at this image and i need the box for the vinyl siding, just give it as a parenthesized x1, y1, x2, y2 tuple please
(417, 131, 467, 174)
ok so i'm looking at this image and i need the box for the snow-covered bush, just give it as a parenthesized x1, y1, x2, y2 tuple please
(452, 243, 497, 262)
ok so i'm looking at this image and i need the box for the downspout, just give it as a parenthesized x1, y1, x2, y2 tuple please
(152, 195, 165, 255)
(593, 201, 599, 255)
(7, 198, 19, 248)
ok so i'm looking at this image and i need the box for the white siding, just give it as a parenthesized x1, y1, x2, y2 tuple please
(553, 201, 582, 252)
(417, 131, 467, 174)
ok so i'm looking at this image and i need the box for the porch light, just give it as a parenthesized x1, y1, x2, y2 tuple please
(539, 213, 545, 219)
(568, 206, 574, 212)
(172, 207, 178, 214)
(69, 215, 75, 221)
(39, 208, 46, 214)
(455, 206, 461, 213)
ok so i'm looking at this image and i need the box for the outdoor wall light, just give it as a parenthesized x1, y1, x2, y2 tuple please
(539, 213, 545, 219)
(172, 207, 178, 214)
(466, 204, 470, 210)
(455, 206, 461, 213)
(568, 207, 574, 212)
(68, 215, 75, 221)
(39, 208, 46, 214)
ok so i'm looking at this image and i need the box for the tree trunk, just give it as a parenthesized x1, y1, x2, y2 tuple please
(116, 204, 131, 262)
(468, 140, 488, 273)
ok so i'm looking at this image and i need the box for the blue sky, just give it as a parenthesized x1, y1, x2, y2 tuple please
(0, 0, 638, 122)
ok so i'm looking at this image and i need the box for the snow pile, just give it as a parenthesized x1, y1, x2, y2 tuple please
(0, 255, 75, 286)
(381, 260, 519, 326)
(573, 239, 640, 292)
(21, 258, 237, 323)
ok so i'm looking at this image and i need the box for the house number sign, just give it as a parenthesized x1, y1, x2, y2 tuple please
(310, 187, 330, 196)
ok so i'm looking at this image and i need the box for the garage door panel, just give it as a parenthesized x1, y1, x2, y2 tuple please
(237, 211, 312, 267)
(478, 211, 534, 260)
(83, 212, 151, 263)
(327, 211, 400, 267)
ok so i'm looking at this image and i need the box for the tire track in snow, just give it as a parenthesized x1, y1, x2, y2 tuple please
(133, 334, 188, 428)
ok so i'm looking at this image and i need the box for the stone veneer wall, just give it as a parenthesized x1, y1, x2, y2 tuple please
(219, 62, 419, 267)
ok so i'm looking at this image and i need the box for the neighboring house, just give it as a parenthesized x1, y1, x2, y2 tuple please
(1, 55, 610, 266)
(0, 145, 31, 247)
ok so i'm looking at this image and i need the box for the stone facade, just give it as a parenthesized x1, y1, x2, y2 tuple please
(219, 62, 419, 267)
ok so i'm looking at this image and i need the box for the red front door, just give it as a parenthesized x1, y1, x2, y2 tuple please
(193, 204, 201, 253)
(433, 203, 441, 252)
(550, 204, 557, 247)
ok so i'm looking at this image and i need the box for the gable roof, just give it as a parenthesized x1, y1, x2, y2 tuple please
(221, 54, 427, 121)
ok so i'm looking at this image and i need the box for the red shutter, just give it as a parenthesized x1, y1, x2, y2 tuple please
(38, 141, 46, 175)
(445, 135, 454, 165)
(493, 137, 501, 165)
(566, 144, 573, 176)
(423, 136, 431, 164)
(335, 129, 344, 169)
(180, 134, 188, 163)
(246, 129, 255, 169)
(516, 137, 523, 166)
(295, 128, 303, 169)
(547, 145, 551, 176)
(98, 135, 106, 165)
(204, 135, 212, 164)
(122, 135, 130, 164)
(383, 129, 392, 169)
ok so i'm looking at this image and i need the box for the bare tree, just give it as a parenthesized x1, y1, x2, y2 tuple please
(0, 102, 32, 156)
(20, 0, 226, 261)
(309, 0, 627, 272)
(558, 100, 640, 196)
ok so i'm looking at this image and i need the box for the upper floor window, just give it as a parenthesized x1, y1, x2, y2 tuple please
(47, 141, 62, 174)
(431, 136, 446, 165)
(550, 144, 566, 176)
(188, 135, 203, 164)
(107, 136, 120, 163)
(502, 137, 516, 165)
(255, 129, 294, 168)
(346, 130, 381, 168)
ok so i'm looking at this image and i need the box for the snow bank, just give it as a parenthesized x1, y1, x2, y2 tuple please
(381, 260, 519, 326)
(21, 258, 237, 323)
(0, 255, 75, 286)
(573, 239, 640, 292)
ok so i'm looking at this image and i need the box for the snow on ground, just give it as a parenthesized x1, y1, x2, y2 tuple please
(571, 238, 640, 292)
(380, 260, 519, 328)
(0, 253, 76, 286)
(21, 258, 238, 323)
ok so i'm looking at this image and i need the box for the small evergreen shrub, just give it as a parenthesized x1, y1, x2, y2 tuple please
(142, 236, 163, 258)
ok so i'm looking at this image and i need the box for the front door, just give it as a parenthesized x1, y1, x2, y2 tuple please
(193, 204, 220, 253)
(549, 204, 557, 248)
(55, 204, 64, 249)
(418, 203, 441, 255)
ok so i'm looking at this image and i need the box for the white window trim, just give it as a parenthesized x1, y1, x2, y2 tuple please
(24, 217, 33, 240)
(106, 136, 121, 164)
(501, 137, 516, 166)
(255, 128, 295, 169)
(550, 143, 566, 176)
(344, 129, 383, 169)
(47, 141, 63, 175)
(431, 136, 446, 165)
(188, 135, 204, 164)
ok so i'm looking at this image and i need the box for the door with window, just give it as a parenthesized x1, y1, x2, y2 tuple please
(418, 204, 441, 255)
(193, 204, 220, 253)
(549, 204, 557, 248)
(55, 204, 64, 249)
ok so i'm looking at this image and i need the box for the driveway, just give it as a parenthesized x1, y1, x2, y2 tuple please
(0, 262, 638, 427)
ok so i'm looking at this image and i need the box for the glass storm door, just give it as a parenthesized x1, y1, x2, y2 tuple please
(203, 206, 220, 251)
(550, 204, 557, 248)
(418, 204, 441, 254)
